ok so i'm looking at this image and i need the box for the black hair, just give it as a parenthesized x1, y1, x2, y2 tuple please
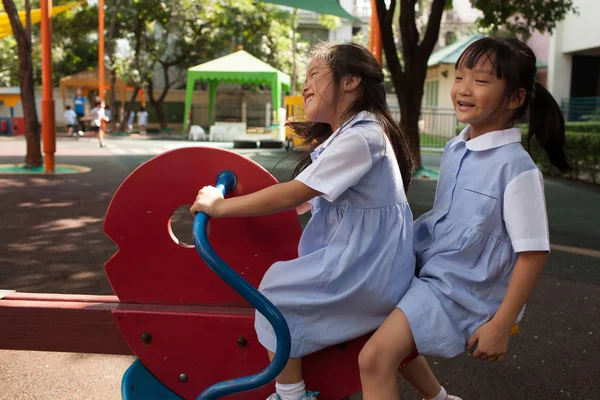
(66, 105, 71, 110)
(456, 36, 571, 172)
(287, 42, 414, 191)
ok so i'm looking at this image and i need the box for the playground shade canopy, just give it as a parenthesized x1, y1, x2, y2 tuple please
(262, 0, 359, 21)
(184, 50, 291, 130)
(0, 2, 82, 39)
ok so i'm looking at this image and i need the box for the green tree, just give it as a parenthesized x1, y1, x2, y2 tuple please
(1, 1, 99, 87)
(0, 0, 96, 167)
(110, 0, 303, 129)
(0, 35, 20, 86)
(49, 1, 99, 84)
(374, 0, 576, 168)
(2, 0, 41, 167)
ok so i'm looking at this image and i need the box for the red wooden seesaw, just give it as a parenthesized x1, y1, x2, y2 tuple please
(0, 147, 418, 399)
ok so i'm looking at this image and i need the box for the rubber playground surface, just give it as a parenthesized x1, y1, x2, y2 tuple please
(0, 147, 598, 399)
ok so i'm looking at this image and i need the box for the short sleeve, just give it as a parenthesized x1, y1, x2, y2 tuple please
(296, 131, 372, 202)
(503, 169, 550, 252)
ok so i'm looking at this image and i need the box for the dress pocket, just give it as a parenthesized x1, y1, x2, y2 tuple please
(455, 185, 498, 225)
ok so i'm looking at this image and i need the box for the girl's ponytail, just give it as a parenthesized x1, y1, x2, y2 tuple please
(527, 82, 572, 172)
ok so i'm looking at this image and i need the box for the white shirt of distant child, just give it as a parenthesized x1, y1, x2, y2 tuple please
(64, 109, 77, 126)
(90, 104, 108, 128)
(137, 109, 148, 126)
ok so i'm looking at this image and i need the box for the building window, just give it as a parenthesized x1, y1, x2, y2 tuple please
(425, 80, 439, 107)
(445, 31, 457, 46)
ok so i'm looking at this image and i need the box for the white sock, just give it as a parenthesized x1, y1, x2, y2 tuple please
(426, 386, 448, 400)
(275, 380, 306, 400)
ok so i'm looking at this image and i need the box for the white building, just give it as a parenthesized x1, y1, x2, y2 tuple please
(547, 0, 600, 119)
(295, 0, 369, 45)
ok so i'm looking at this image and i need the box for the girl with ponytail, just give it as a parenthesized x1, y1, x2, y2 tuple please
(359, 36, 569, 399)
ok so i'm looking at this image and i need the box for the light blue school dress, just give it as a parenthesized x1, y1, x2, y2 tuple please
(255, 111, 415, 358)
(398, 127, 550, 357)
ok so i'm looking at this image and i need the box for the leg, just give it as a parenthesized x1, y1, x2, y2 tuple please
(399, 356, 442, 399)
(78, 114, 85, 132)
(267, 350, 302, 384)
(266, 351, 314, 399)
(359, 308, 416, 400)
(360, 308, 443, 400)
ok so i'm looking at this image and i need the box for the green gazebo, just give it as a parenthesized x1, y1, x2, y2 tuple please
(183, 50, 291, 131)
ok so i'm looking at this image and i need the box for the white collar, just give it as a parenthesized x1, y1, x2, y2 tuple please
(450, 126, 522, 151)
(316, 111, 377, 151)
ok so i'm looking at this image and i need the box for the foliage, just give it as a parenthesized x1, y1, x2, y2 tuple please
(374, 0, 578, 167)
(0, 35, 19, 86)
(0, 0, 98, 86)
(526, 132, 600, 184)
(318, 14, 342, 30)
(472, 0, 577, 39)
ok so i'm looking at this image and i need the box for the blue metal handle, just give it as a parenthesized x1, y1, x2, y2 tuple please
(193, 170, 291, 400)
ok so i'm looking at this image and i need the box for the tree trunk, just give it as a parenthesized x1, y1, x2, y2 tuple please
(374, 0, 446, 169)
(146, 78, 166, 129)
(107, 0, 122, 131)
(3, 0, 41, 168)
(147, 62, 177, 130)
(149, 97, 167, 129)
(24, 0, 31, 43)
(119, 87, 139, 132)
(398, 77, 424, 168)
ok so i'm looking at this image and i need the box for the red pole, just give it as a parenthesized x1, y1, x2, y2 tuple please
(40, 0, 55, 172)
(370, 0, 382, 66)
(98, 0, 105, 100)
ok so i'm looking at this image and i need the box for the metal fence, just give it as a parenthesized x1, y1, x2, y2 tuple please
(560, 97, 600, 122)
(114, 96, 600, 145)
(113, 101, 186, 125)
(190, 103, 270, 128)
(390, 106, 458, 149)
(112, 102, 270, 128)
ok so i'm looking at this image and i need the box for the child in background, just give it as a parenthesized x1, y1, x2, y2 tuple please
(137, 107, 148, 135)
(64, 105, 79, 138)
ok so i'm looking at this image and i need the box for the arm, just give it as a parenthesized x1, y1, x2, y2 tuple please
(296, 202, 312, 215)
(492, 251, 547, 332)
(190, 180, 321, 218)
(467, 250, 548, 362)
(468, 169, 549, 361)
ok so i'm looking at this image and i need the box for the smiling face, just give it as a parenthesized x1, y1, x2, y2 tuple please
(451, 55, 512, 137)
(301, 58, 337, 126)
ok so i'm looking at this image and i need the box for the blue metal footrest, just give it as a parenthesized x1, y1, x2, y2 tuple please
(122, 359, 183, 400)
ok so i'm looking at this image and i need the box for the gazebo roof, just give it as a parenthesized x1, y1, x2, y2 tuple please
(187, 50, 291, 88)
(59, 68, 128, 89)
(261, 0, 358, 22)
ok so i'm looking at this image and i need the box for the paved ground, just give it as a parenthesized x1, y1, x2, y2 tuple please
(0, 136, 599, 399)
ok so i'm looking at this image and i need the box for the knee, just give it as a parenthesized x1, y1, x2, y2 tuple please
(359, 340, 393, 378)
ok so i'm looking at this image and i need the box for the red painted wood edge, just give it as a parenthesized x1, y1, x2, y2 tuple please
(0, 292, 253, 355)
(0, 295, 131, 355)
(4, 292, 120, 303)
